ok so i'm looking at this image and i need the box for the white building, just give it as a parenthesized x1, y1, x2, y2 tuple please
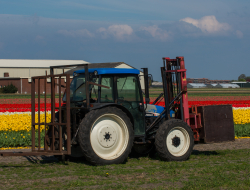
(215, 83, 240, 88)
(187, 83, 207, 88)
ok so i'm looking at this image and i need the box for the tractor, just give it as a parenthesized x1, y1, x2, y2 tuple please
(48, 56, 194, 165)
(0, 57, 198, 165)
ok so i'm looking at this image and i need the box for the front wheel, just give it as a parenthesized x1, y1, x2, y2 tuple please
(155, 119, 194, 161)
(78, 107, 134, 165)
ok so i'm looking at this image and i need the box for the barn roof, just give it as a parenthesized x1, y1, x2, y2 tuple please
(0, 59, 89, 68)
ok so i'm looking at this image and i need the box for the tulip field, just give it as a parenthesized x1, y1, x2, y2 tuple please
(0, 89, 250, 148)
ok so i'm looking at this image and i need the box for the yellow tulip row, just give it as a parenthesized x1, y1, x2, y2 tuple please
(233, 108, 250, 124)
(0, 112, 51, 132)
(0, 108, 249, 132)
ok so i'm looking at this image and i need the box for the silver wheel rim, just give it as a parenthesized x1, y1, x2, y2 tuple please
(166, 126, 190, 157)
(90, 114, 129, 160)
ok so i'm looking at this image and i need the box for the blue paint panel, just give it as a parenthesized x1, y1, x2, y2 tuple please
(74, 68, 140, 75)
(170, 110, 175, 117)
(146, 104, 175, 118)
(155, 105, 164, 114)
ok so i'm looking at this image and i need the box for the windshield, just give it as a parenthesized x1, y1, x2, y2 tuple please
(63, 73, 98, 102)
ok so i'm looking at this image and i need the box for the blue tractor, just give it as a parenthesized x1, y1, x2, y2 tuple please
(30, 58, 194, 165)
(48, 59, 195, 165)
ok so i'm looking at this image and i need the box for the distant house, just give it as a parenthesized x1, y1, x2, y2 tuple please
(215, 83, 240, 88)
(187, 83, 207, 88)
(231, 82, 250, 88)
(0, 59, 88, 94)
(151, 82, 163, 88)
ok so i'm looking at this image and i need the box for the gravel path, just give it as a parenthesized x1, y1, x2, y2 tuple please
(193, 138, 250, 151)
(0, 138, 249, 164)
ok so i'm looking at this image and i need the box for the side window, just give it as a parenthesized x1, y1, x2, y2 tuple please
(117, 76, 141, 102)
(117, 75, 144, 135)
(100, 76, 114, 103)
(90, 77, 99, 102)
(73, 76, 86, 101)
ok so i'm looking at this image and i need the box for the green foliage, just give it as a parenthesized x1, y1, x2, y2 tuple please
(1, 83, 18, 93)
(1, 124, 249, 148)
(238, 78, 246, 81)
(234, 124, 250, 137)
(238, 73, 246, 80)
(0, 130, 45, 148)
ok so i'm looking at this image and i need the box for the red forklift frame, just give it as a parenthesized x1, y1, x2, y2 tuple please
(161, 57, 202, 141)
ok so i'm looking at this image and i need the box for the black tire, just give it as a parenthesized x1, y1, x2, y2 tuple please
(155, 119, 194, 161)
(78, 107, 134, 165)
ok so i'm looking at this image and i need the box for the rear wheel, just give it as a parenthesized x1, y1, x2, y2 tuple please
(155, 119, 194, 161)
(78, 107, 134, 165)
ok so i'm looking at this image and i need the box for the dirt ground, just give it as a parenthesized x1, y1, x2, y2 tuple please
(0, 138, 249, 164)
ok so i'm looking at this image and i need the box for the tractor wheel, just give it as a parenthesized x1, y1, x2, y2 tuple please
(78, 107, 134, 165)
(155, 119, 194, 161)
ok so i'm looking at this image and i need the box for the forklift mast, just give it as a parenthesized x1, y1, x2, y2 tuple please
(161, 57, 189, 125)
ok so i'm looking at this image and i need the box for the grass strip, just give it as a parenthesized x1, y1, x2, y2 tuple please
(234, 124, 250, 137)
(0, 149, 249, 189)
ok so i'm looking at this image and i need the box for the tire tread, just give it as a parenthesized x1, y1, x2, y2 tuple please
(155, 119, 194, 161)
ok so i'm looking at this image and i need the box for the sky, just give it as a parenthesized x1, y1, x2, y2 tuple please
(0, 0, 250, 81)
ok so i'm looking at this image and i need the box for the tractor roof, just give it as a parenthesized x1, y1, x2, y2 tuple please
(74, 68, 140, 75)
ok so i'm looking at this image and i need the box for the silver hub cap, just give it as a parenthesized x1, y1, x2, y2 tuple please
(166, 127, 190, 157)
(90, 114, 129, 160)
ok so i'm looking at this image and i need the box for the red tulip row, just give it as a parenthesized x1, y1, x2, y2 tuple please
(0, 100, 250, 112)
(153, 100, 250, 108)
(0, 103, 60, 112)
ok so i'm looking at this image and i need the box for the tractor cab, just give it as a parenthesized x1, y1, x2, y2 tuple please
(65, 68, 148, 136)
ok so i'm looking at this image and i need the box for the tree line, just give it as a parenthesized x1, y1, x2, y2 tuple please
(238, 74, 250, 82)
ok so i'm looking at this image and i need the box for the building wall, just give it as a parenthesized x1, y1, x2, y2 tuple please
(0, 77, 70, 94)
(0, 68, 70, 78)
(0, 78, 21, 91)
(231, 82, 250, 88)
